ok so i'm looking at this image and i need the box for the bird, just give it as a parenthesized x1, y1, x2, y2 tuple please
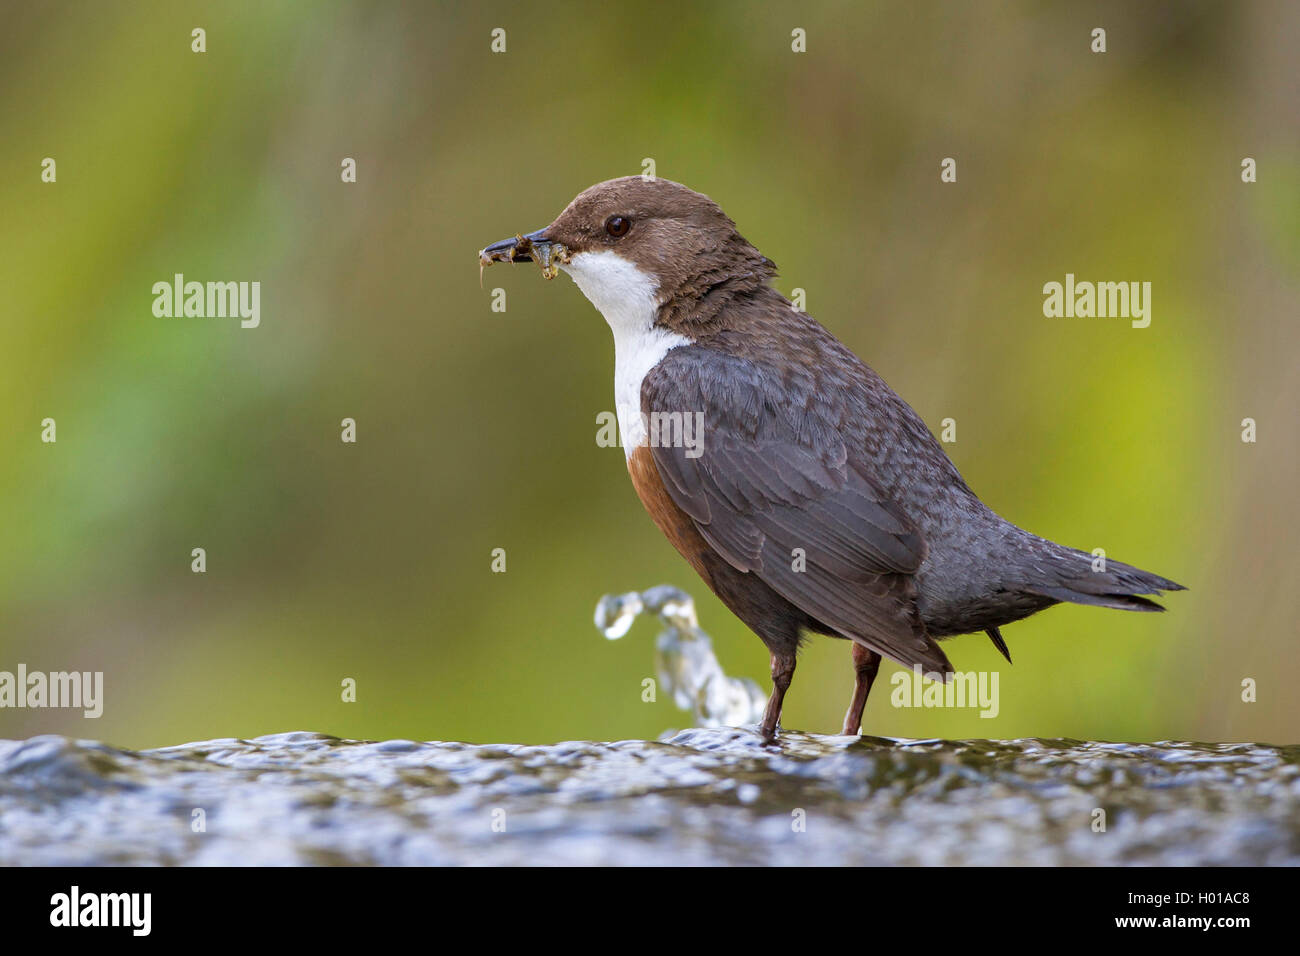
(478, 177, 1184, 742)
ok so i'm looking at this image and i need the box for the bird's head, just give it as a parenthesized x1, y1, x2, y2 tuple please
(479, 177, 776, 331)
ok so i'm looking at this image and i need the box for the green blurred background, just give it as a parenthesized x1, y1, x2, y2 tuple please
(2, 1, 1296, 749)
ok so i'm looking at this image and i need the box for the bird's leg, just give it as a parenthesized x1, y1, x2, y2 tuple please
(841, 642, 882, 736)
(758, 651, 796, 742)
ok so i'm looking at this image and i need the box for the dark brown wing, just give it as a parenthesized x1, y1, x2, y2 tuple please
(642, 346, 952, 676)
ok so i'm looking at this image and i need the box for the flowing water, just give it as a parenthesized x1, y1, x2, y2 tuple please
(1, 730, 1297, 865)
(1, 589, 1296, 866)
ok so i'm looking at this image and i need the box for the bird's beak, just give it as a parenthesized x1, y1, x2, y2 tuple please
(479, 228, 550, 265)
(477, 228, 569, 284)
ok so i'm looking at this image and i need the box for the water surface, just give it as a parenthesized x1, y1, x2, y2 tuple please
(2, 730, 1295, 865)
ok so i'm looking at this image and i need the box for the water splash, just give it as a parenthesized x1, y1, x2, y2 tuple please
(594, 585, 768, 729)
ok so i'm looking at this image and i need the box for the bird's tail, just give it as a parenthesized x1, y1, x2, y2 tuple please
(1022, 538, 1186, 612)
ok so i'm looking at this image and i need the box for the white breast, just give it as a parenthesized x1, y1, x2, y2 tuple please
(561, 250, 690, 455)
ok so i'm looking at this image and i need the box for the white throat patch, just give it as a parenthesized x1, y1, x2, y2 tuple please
(560, 250, 690, 456)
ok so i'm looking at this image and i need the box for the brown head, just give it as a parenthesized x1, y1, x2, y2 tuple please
(479, 177, 777, 333)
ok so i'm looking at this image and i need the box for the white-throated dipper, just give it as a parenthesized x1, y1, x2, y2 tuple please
(479, 177, 1184, 741)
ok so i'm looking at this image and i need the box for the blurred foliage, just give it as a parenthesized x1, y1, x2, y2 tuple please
(1, 1, 1296, 748)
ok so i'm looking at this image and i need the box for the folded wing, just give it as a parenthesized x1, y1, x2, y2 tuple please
(643, 347, 952, 676)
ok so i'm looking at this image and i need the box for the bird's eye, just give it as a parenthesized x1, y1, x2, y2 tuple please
(605, 216, 631, 238)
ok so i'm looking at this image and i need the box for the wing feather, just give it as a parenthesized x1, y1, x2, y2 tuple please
(643, 347, 951, 676)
